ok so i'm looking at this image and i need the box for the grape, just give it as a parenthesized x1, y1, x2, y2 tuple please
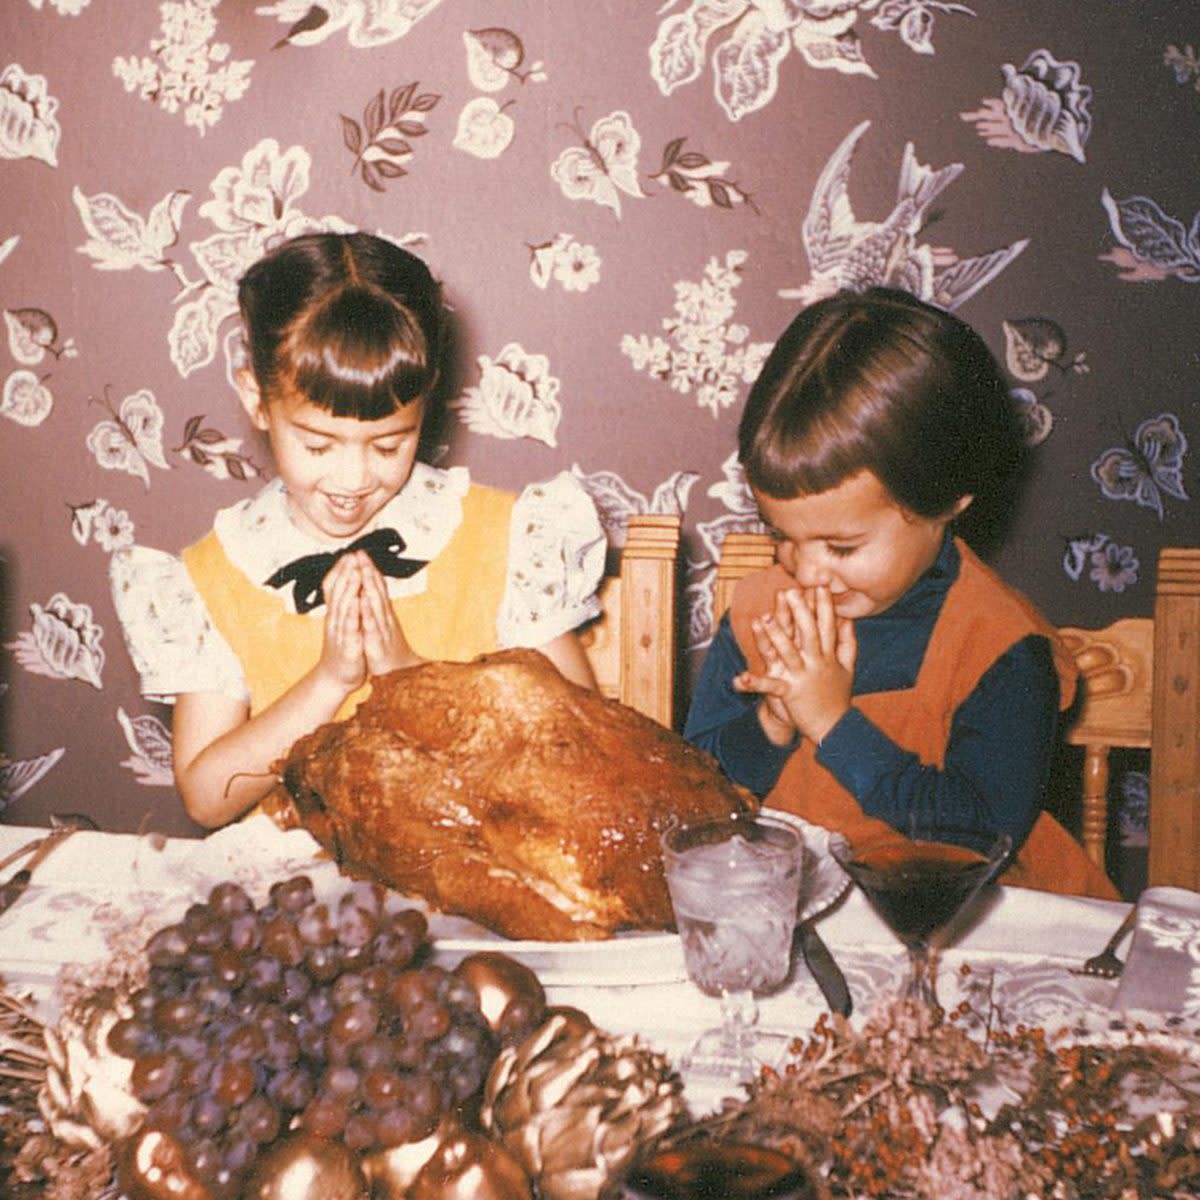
(266, 1065, 315, 1111)
(260, 915, 305, 966)
(212, 1059, 257, 1107)
(321, 1063, 360, 1099)
(187, 1136, 224, 1185)
(145, 924, 189, 968)
(343, 1110, 378, 1152)
(210, 948, 247, 989)
(406, 1000, 451, 1043)
(190, 1091, 229, 1136)
(107, 1016, 156, 1058)
(152, 996, 203, 1036)
(278, 965, 313, 1008)
(297, 902, 336, 947)
(304, 942, 342, 982)
(361, 1066, 402, 1108)
(208, 881, 252, 918)
(131, 1050, 181, 1102)
(226, 911, 261, 954)
(302, 1094, 349, 1139)
(269, 875, 315, 913)
(238, 1093, 282, 1144)
(225, 1022, 267, 1061)
(329, 998, 380, 1049)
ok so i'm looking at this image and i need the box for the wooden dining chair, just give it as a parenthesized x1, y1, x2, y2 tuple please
(712, 533, 1200, 890)
(578, 513, 681, 728)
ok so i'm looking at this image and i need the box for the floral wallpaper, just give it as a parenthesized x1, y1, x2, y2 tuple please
(1, 1, 1195, 848)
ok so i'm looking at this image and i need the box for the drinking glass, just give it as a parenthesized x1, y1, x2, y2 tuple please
(662, 813, 803, 1086)
(829, 825, 1011, 1009)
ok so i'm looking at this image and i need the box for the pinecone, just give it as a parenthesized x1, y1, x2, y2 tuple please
(39, 989, 144, 1151)
(481, 1012, 686, 1200)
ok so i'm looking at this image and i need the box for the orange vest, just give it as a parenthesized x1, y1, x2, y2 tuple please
(182, 483, 515, 720)
(730, 540, 1118, 901)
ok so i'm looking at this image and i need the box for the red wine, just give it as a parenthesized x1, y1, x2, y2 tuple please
(622, 1142, 821, 1199)
(844, 841, 994, 948)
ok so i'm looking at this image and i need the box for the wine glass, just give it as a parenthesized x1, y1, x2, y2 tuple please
(829, 825, 1011, 1010)
(662, 812, 803, 1086)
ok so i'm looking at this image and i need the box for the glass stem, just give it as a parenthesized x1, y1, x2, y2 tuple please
(718, 988, 758, 1051)
(904, 945, 941, 1012)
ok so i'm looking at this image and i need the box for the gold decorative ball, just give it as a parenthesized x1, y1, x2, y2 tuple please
(362, 1118, 458, 1199)
(241, 1132, 368, 1200)
(117, 1128, 211, 1200)
(453, 951, 546, 1043)
(409, 1130, 533, 1200)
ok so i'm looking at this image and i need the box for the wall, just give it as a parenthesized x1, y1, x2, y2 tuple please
(1, 1, 1195, 840)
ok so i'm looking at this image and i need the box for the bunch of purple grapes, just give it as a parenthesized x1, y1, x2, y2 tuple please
(107, 874, 497, 1199)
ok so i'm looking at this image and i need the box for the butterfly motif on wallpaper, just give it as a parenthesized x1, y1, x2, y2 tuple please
(551, 110, 644, 218)
(1090, 411, 1189, 522)
(85, 388, 170, 488)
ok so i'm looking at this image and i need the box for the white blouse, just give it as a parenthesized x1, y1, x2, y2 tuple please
(110, 464, 605, 703)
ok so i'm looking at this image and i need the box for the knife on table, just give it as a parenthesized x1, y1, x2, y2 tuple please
(796, 917, 852, 1016)
(0, 824, 82, 919)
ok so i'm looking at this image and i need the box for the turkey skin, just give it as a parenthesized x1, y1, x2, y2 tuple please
(273, 648, 756, 940)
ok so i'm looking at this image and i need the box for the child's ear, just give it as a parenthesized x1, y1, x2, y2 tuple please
(235, 369, 268, 431)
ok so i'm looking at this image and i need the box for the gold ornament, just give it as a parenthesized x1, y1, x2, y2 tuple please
(409, 1129, 532, 1200)
(40, 989, 145, 1151)
(453, 951, 547, 1044)
(117, 1128, 211, 1200)
(242, 1132, 368, 1200)
(482, 1012, 687, 1200)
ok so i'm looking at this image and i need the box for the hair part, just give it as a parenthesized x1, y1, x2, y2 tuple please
(237, 232, 444, 420)
(738, 287, 1023, 520)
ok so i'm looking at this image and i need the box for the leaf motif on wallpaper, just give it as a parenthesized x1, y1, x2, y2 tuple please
(70, 499, 136, 552)
(622, 250, 772, 417)
(6, 594, 105, 689)
(453, 97, 515, 160)
(1010, 387, 1053, 447)
(169, 286, 239, 378)
(782, 120, 1028, 311)
(86, 388, 170, 488)
(551, 110, 644, 218)
(569, 465, 699, 542)
(1002, 318, 1088, 383)
(1062, 533, 1140, 595)
(961, 50, 1093, 163)
(1098, 189, 1200, 284)
(452, 342, 561, 447)
(712, 10, 790, 122)
(0, 63, 61, 166)
(73, 186, 191, 275)
(4, 307, 76, 365)
(259, 0, 446, 48)
(0, 747, 65, 809)
(0, 234, 18, 267)
(463, 28, 546, 91)
(117, 707, 174, 787)
(175, 414, 261, 482)
(344, 82, 439, 191)
(650, 0, 759, 98)
(2, 368, 53, 427)
(650, 136, 757, 211)
(528, 234, 601, 293)
(1091, 412, 1190, 523)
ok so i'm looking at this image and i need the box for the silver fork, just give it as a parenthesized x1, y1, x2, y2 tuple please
(1073, 907, 1137, 978)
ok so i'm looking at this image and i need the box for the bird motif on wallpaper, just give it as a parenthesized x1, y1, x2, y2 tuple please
(781, 120, 1028, 311)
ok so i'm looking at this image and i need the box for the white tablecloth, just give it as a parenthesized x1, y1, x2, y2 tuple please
(1, 816, 1195, 1112)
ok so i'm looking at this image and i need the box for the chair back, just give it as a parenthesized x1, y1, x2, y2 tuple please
(579, 514, 680, 728)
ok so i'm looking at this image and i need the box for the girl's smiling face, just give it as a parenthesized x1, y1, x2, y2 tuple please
(754, 470, 969, 620)
(241, 376, 424, 542)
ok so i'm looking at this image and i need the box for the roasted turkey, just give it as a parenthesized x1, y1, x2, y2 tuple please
(271, 648, 756, 940)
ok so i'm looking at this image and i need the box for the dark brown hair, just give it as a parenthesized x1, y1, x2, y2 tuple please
(237, 232, 444, 420)
(738, 287, 1022, 521)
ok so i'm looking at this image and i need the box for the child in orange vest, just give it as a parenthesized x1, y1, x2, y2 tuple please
(685, 287, 1116, 899)
(112, 232, 603, 828)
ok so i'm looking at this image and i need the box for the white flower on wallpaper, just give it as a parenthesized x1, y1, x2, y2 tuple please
(117, 707, 174, 787)
(1099, 189, 1200, 284)
(464, 28, 546, 91)
(5, 307, 77, 364)
(259, 0, 445, 48)
(1063, 533, 1140, 594)
(528, 234, 601, 292)
(453, 343, 562, 446)
(7, 594, 105, 689)
(650, 0, 972, 122)
(961, 50, 1093, 163)
(0, 63, 61, 165)
(0, 747, 65, 811)
(551, 111, 644, 218)
(570, 464, 699, 542)
(74, 187, 191, 275)
(622, 250, 772, 417)
(86, 388, 171, 488)
(1091, 412, 1189, 523)
(781, 120, 1028, 311)
(2, 369, 53, 426)
(27, 0, 92, 12)
(70, 499, 136, 552)
(112, 0, 253, 135)
(453, 97, 515, 159)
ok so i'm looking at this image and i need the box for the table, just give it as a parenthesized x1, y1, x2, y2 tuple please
(0, 816, 1194, 1116)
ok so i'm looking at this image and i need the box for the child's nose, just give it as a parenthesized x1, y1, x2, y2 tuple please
(332, 447, 371, 489)
(790, 549, 832, 589)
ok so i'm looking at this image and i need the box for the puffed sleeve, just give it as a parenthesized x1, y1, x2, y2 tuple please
(496, 471, 605, 647)
(109, 546, 248, 704)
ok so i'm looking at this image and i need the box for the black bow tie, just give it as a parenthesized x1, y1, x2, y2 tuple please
(264, 527, 427, 614)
